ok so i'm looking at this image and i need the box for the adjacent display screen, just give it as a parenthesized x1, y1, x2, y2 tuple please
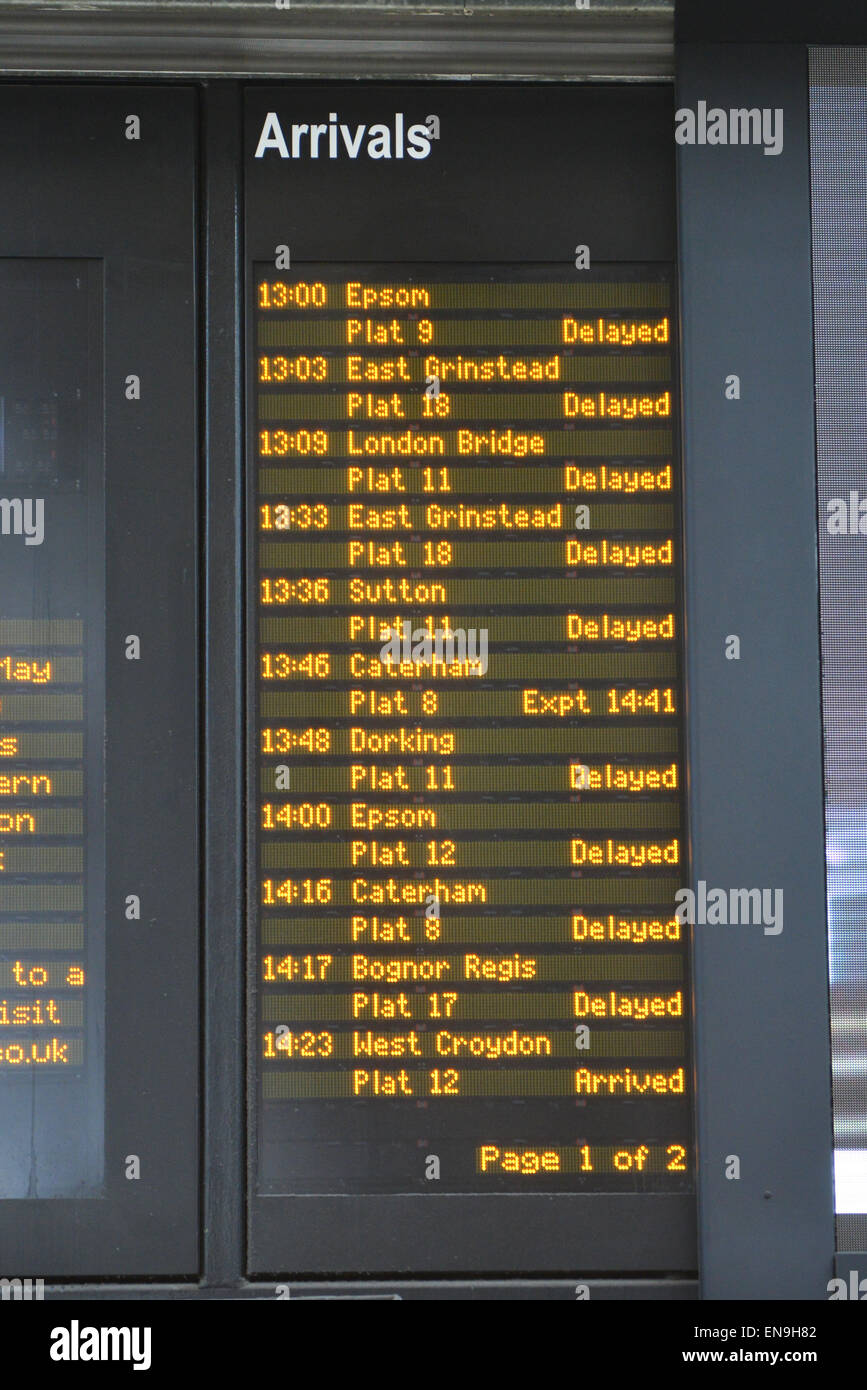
(0, 260, 104, 1196)
(250, 263, 692, 1195)
(810, 48, 867, 1242)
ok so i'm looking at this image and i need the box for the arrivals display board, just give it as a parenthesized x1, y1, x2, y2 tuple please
(245, 84, 695, 1271)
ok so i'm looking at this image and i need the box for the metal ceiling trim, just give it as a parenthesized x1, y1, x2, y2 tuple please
(0, 5, 674, 80)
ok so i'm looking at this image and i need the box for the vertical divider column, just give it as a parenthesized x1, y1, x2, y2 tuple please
(676, 42, 835, 1298)
(202, 82, 246, 1289)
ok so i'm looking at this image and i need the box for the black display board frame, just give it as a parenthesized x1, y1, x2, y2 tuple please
(243, 81, 697, 1277)
(0, 84, 199, 1279)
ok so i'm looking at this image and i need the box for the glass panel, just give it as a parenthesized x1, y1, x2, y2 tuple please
(248, 263, 693, 1196)
(0, 260, 104, 1197)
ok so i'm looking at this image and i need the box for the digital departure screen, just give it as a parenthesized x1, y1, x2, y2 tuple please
(250, 263, 692, 1195)
(0, 260, 104, 1196)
